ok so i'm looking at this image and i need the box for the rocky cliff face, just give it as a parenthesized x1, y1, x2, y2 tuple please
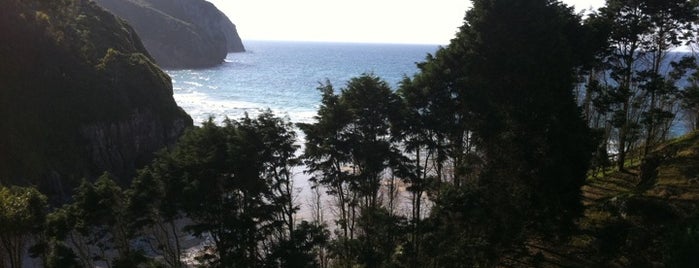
(0, 0, 192, 196)
(219, 10, 246, 53)
(94, 0, 245, 69)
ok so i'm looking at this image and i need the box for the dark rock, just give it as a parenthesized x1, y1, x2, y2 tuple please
(219, 10, 245, 53)
(0, 0, 193, 198)
(94, 0, 245, 69)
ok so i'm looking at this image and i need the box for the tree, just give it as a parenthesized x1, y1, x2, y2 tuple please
(42, 239, 82, 268)
(354, 207, 407, 267)
(592, 0, 698, 168)
(265, 221, 330, 268)
(42, 173, 134, 268)
(682, 69, 699, 130)
(404, 0, 595, 264)
(299, 74, 404, 267)
(0, 186, 47, 268)
(338, 74, 402, 209)
(397, 46, 483, 267)
(299, 81, 357, 266)
(127, 166, 187, 268)
(253, 111, 301, 241)
(173, 118, 273, 267)
(140, 111, 305, 267)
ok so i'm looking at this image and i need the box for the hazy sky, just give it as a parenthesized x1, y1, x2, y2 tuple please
(208, 0, 606, 45)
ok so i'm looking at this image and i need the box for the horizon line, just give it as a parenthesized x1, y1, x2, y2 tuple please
(240, 38, 448, 46)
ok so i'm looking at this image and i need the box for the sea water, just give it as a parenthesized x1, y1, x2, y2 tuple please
(167, 41, 441, 216)
(167, 40, 441, 125)
(164, 41, 692, 218)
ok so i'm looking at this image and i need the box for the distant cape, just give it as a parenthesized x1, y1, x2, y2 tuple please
(94, 0, 245, 69)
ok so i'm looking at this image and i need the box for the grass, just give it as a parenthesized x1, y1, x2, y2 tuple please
(501, 131, 699, 267)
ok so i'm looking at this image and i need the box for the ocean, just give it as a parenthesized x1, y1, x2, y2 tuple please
(166, 41, 441, 216)
(164, 41, 692, 218)
(167, 40, 442, 125)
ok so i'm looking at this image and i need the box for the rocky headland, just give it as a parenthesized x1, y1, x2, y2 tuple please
(94, 0, 245, 69)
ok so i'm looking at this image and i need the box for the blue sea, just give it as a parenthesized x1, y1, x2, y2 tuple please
(164, 41, 692, 217)
(167, 41, 441, 125)
(166, 41, 441, 215)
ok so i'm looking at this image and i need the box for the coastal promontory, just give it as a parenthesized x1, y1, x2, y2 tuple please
(94, 0, 245, 69)
(0, 0, 193, 197)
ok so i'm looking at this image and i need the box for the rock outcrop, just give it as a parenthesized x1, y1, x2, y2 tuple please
(219, 10, 246, 53)
(0, 0, 193, 197)
(94, 0, 245, 69)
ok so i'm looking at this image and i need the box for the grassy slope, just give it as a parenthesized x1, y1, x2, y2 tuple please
(500, 132, 699, 267)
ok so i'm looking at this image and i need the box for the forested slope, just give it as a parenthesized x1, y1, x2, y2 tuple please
(0, 0, 192, 197)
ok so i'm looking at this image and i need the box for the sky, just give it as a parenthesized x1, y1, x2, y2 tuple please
(208, 0, 606, 45)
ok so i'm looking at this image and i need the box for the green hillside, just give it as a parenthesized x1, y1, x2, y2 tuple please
(503, 132, 699, 267)
(0, 0, 192, 197)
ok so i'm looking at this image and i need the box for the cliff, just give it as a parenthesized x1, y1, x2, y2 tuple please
(219, 10, 246, 53)
(94, 0, 245, 69)
(0, 0, 193, 197)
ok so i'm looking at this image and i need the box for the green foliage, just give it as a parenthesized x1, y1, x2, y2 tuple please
(392, 0, 598, 265)
(354, 207, 407, 268)
(300, 74, 406, 266)
(136, 111, 314, 267)
(0, 0, 191, 192)
(451, 0, 586, 249)
(585, 0, 699, 168)
(0, 186, 48, 268)
(266, 221, 330, 268)
(301, 74, 402, 206)
(3, 0, 698, 267)
(126, 167, 185, 268)
(44, 239, 82, 268)
(42, 173, 133, 267)
(93, 0, 242, 68)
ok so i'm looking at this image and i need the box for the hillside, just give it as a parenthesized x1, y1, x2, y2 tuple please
(94, 0, 245, 69)
(0, 0, 192, 198)
(500, 132, 699, 267)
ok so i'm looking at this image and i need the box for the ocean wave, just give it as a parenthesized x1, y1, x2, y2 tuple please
(183, 81, 204, 88)
(168, 41, 435, 128)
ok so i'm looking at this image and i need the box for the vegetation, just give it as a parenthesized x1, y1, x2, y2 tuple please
(581, 0, 699, 171)
(0, 0, 191, 195)
(0, 186, 47, 268)
(2, 0, 699, 267)
(93, 0, 246, 68)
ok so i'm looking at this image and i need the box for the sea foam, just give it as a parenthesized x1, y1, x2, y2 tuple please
(167, 41, 439, 126)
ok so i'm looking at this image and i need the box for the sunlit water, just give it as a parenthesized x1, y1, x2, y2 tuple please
(166, 42, 693, 218)
(167, 40, 441, 125)
(166, 41, 440, 218)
